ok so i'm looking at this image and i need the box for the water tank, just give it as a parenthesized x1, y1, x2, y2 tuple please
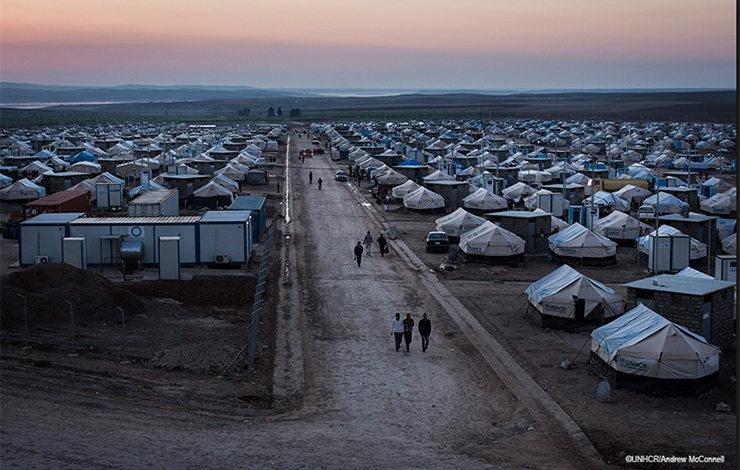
(120, 241, 144, 261)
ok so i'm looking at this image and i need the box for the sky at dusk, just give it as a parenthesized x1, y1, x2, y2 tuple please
(1, 0, 736, 90)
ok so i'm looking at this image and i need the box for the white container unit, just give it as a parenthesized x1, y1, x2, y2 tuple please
(715, 255, 736, 283)
(18, 213, 86, 267)
(128, 189, 179, 217)
(649, 234, 690, 273)
(69, 216, 199, 266)
(198, 210, 252, 265)
(96, 182, 123, 209)
(62, 237, 87, 269)
(158, 236, 181, 280)
(537, 193, 564, 217)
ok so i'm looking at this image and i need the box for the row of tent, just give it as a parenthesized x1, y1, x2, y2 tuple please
(525, 265, 722, 395)
(432, 203, 735, 264)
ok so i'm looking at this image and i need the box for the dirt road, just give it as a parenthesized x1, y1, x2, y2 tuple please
(2, 133, 600, 469)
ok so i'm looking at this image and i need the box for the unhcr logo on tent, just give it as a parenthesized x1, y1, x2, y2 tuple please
(543, 304, 567, 314)
(619, 357, 647, 370)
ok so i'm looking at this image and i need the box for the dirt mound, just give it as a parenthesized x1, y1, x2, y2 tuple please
(147, 343, 246, 375)
(122, 275, 256, 307)
(0, 263, 142, 329)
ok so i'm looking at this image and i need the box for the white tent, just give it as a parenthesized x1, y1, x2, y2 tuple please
(391, 180, 421, 200)
(533, 208, 570, 233)
(128, 180, 167, 199)
(358, 157, 383, 169)
(642, 192, 688, 214)
(19, 161, 53, 175)
(592, 211, 651, 240)
(700, 188, 736, 216)
(375, 168, 408, 186)
(638, 225, 707, 260)
(716, 218, 736, 240)
(721, 233, 736, 255)
(212, 174, 240, 193)
(548, 223, 617, 262)
(591, 304, 720, 391)
(0, 178, 46, 200)
(566, 172, 591, 186)
(525, 264, 624, 324)
(68, 179, 97, 200)
(502, 182, 536, 200)
(0, 173, 12, 189)
(462, 187, 507, 212)
(584, 191, 629, 211)
(435, 208, 486, 238)
(68, 161, 102, 174)
(614, 184, 652, 207)
(458, 220, 525, 259)
(90, 172, 125, 185)
(674, 267, 714, 280)
(423, 169, 456, 182)
(193, 181, 234, 200)
(403, 187, 444, 210)
(517, 170, 552, 184)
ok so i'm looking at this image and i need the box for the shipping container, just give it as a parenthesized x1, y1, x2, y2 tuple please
(23, 189, 91, 220)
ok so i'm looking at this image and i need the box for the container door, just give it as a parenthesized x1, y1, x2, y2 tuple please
(528, 221, 536, 251)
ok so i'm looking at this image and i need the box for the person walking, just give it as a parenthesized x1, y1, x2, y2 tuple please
(363, 231, 373, 256)
(318, 177, 322, 190)
(384, 194, 390, 212)
(309, 171, 313, 184)
(402, 314, 414, 352)
(418, 313, 431, 352)
(390, 313, 404, 352)
(377, 233, 388, 257)
(353, 242, 363, 267)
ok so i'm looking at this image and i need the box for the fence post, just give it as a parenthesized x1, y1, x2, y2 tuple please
(17, 294, 28, 348)
(65, 300, 77, 356)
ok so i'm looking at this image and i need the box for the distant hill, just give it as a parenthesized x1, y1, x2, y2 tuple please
(0, 82, 315, 104)
(0, 88, 735, 125)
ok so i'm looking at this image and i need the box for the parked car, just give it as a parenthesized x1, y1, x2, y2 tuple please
(637, 205, 656, 221)
(335, 171, 349, 182)
(425, 231, 450, 252)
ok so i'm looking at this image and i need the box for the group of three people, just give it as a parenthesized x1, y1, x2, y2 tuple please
(353, 231, 388, 267)
(390, 312, 431, 352)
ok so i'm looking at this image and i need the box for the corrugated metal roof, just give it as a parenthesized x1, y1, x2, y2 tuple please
(200, 210, 251, 222)
(129, 189, 178, 204)
(623, 274, 735, 296)
(229, 195, 266, 211)
(25, 190, 89, 206)
(70, 216, 201, 224)
(20, 212, 86, 224)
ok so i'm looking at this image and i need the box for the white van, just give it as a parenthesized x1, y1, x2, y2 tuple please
(637, 205, 656, 221)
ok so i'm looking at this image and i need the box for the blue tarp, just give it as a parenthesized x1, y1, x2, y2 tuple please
(69, 150, 98, 164)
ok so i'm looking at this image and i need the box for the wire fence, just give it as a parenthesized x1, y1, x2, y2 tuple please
(246, 221, 278, 379)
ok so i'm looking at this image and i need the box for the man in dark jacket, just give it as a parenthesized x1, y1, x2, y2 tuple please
(353, 241, 364, 267)
(403, 314, 414, 352)
(418, 313, 431, 352)
(377, 233, 388, 257)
